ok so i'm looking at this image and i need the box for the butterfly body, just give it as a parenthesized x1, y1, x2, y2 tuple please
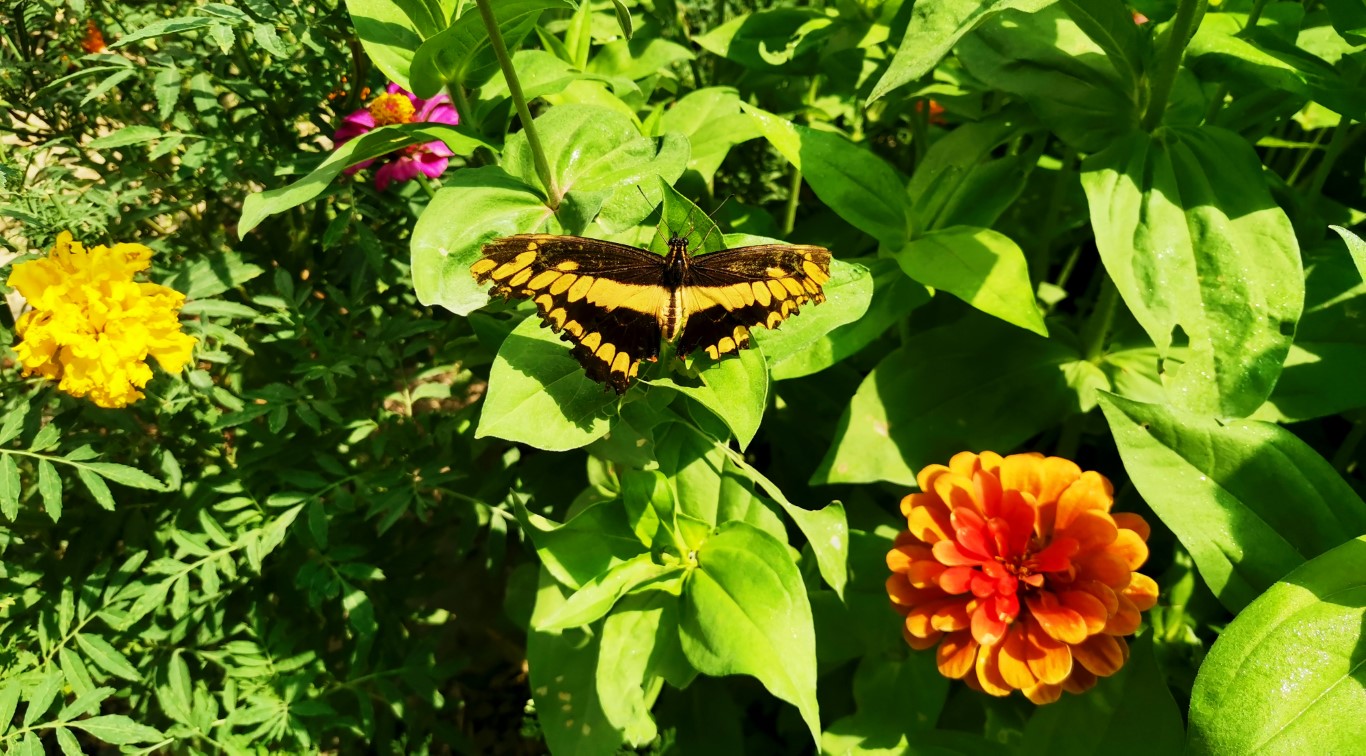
(471, 233, 831, 393)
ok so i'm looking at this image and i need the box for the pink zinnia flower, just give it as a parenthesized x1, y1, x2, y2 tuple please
(334, 83, 460, 191)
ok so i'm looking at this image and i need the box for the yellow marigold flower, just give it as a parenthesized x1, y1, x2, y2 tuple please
(886, 451, 1157, 704)
(7, 232, 196, 408)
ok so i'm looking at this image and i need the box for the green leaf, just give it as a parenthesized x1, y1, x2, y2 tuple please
(69, 715, 165, 745)
(81, 462, 164, 491)
(0, 455, 19, 521)
(1188, 536, 1366, 754)
(0, 683, 17, 736)
(1188, 13, 1366, 122)
(892, 226, 1047, 336)
(409, 0, 569, 97)
(410, 167, 552, 316)
(38, 460, 61, 522)
(743, 105, 908, 248)
(751, 258, 874, 371)
(650, 348, 769, 450)
(681, 522, 820, 745)
(88, 126, 164, 150)
(477, 315, 618, 450)
(76, 634, 142, 681)
(1331, 225, 1366, 283)
(502, 104, 688, 232)
(75, 468, 113, 511)
(22, 670, 61, 727)
(55, 728, 83, 756)
(656, 87, 762, 187)
(0, 403, 28, 445)
(955, 4, 1139, 151)
(1082, 127, 1303, 418)
(109, 17, 216, 48)
(1057, 0, 1143, 85)
(1020, 636, 1184, 755)
(770, 259, 930, 380)
(517, 498, 648, 590)
(342, 0, 446, 86)
(906, 115, 1034, 234)
(239, 123, 492, 234)
(526, 571, 626, 755)
(695, 9, 834, 73)
(867, 0, 1051, 103)
(536, 554, 674, 631)
(597, 591, 681, 745)
(820, 653, 949, 751)
(166, 250, 265, 300)
(588, 36, 694, 81)
(816, 313, 1083, 486)
(1099, 393, 1366, 612)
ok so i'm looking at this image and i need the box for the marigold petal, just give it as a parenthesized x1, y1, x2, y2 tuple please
(1111, 527, 1150, 570)
(1111, 512, 1151, 541)
(974, 641, 1013, 696)
(1123, 572, 1159, 612)
(1026, 592, 1088, 645)
(1061, 665, 1097, 695)
(1059, 590, 1109, 635)
(1024, 682, 1063, 705)
(936, 631, 978, 678)
(1024, 615, 1073, 685)
(999, 625, 1038, 690)
(1057, 509, 1118, 553)
(1073, 633, 1127, 677)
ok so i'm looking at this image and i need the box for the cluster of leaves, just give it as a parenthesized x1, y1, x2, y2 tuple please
(4, 0, 1366, 753)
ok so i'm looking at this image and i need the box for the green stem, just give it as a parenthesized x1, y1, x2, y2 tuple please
(1082, 275, 1120, 363)
(1203, 0, 1274, 124)
(1332, 419, 1366, 472)
(1033, 142, 1076, 285)
(474, 0, 560, 207)
(1285, 126, 1328, 186)
(782, 166, 801, 235)
(1306, 117, 1354, 200)
(1142, 0, 1208, 131)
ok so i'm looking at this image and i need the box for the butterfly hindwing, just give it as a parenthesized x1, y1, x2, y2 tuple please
(677, 244, 832, 360)
(471, 234, 668, 393)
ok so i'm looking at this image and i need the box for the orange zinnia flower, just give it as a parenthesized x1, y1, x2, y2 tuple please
(885, 451, 1157, 704)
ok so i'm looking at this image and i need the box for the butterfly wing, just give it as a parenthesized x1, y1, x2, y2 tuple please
(676, 244, 832, 360)
(471, 234, 669, 393)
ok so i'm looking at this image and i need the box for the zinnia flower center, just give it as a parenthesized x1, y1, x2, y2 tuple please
(368, 92, 415, 126)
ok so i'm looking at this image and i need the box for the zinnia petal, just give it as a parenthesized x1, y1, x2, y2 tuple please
(936, 631, 977, 679)
(1072, 633, 1127, 677)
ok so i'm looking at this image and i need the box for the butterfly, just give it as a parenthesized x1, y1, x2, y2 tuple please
(470, 230, 832, 394)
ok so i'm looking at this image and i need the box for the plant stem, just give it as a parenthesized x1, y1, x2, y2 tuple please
(1082, 275, 1119, 363)
(1307, 118, 1354, 200)
(1285, 126, 1328, 186)
(1203, 0, 1273, 124)
(1333, 419, 1366, 472)
(782, 165, 802, 235)
(474, 0, 560, 207)
(1142, 0, 1209, 131)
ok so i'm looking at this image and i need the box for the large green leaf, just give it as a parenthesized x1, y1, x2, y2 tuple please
(1020, 636, 1183, 755)
(1187, 12, 1366, 121)
(535, 554, 675, 631)
(867, 0, 1051, 103)
(892, 226, 1047, 336)
(588, 35, 695, 81)
(239, 124, 492, 235)
(517, 497, 647, 590)
(956, 4, 1139, 152)
(820, 652, 948, 753)
(680, 523, 820, 745)
(655, 87, 762, 187)
(410, 166, 552, 316)
(1257, 243, 1366, 422)
(409, 0, 569, 97)
(743, 105, 909, 248)
(751, 258, 874, 373)
(596, 590, 684, 746)
(648, 349, 769, 450)
(526, 571, 627, 755)
(477, 315, 618, 451)
(343, 0, 448, 87)
(905, 115, 1035, 234)
(815, 314, 1083, 486)
(1188, 536, 1366, 754)
(1100, 393, 1366, 612)
(694, 8, 834, 73)
(503, 104, 688, 232)
(1082, 126, 1303, 418)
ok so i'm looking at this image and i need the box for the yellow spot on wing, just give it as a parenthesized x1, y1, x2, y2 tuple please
(471, 258, 497, 276)
(628, 361, 640, 378)
(596, 342, 617, 363)
(564, 320, 584, 337)
(718, 336, 737, 354)
(780, 277, 804, 296)
(611, 352, 629, 375)
(527, 241, 539, 251)
(567, 276, 593, 303)
(549, 274, 577, 295)
(556, 260, 580, 272)
(528, 270, 559, 289)
(492, 250, 536, 279)
(705, 345, 719, 360)
(508, 268, 533, 287)
(766, 312, 783, 328)
(581, 332, 602, 351)
(767, 279, 788, 300)
(547, 308, 567, 328)
(803, 260, 825, 280)
(766, 266, 786, 277)
(535, 294, 554, 310)
(752, 281, 772, 307)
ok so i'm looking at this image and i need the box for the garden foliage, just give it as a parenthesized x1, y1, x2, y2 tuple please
(2, 0, 1366, 752)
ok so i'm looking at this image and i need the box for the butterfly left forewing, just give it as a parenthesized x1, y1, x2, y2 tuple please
(471, 234, 669, 393)
(676, 244, 832, 360)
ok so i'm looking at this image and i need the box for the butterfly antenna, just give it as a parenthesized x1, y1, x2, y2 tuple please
(693, 195, 737, 248)
(681, 203, 699, 242)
